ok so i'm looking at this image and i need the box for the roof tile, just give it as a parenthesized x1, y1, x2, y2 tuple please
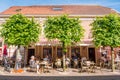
(0, 5, 117, 15)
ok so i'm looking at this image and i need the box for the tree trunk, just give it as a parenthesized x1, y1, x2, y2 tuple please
(63, 53, 66, 72)
(111, 47, 115, 72)
(62, 42, 66, 72)
(23, 46, 26, 68)
(14, 45, 21, 70)
(14, 46, 19, 70)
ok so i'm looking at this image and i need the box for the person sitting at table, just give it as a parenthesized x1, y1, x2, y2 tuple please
(47, 54, 52, 63)
(43, 55, 50, 62)
(35, 59, 40, 73)
(29, 56, 36, 68)
(29, 56, 40, 73)
(55, 58, 62, 69)
(101, 54, 107, 63)
(72, 54, 78, 68)
(81, 57, 87, 63)
(72, 54, 78, 61)
(65, 56, 70, 68)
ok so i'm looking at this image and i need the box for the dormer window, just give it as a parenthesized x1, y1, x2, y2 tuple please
(15, 8, 22, 12)
(53, 7, 63, 11)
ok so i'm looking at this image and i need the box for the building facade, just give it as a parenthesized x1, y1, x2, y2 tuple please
(0, 5, 118, 63)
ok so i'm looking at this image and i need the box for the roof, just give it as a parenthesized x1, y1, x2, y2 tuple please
(0, 5, 117, 15)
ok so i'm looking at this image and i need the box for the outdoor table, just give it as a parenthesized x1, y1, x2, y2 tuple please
(39, 61, 48, 73)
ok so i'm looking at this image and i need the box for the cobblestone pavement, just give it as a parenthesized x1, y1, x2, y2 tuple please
(0, 66, 120, 80)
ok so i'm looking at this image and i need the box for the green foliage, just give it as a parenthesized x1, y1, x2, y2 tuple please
(91, 14, 120, 48)
(44, 15, 84, 47)
(1, 14, 41, 46)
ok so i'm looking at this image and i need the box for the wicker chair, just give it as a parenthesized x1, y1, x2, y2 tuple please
(44, 62, 54, 73)
(93, 59, 102, 73)
(73, 60, 78, 68)
(55, 59, 62, 70)
(80, 61, 88, 73)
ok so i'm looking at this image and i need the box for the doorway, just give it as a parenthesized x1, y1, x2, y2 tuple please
(27, 49, 35, 65)
(88, 48, 95, 62)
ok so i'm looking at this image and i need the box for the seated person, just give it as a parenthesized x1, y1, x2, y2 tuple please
(65, 57, 70, 68)
(72, 54, 78, 61)
(43, 55, 49, 62)
(35, 60, 40, 73)
(100, 55, 107, 63)
(72, 54, 78, 68)
(81, 57, 87, 63)
(29, 56, 36, 68)
(4, 57, 11, 72)
(115, 53, 120, 62)
(55, 58, 61, 68)
(15, 58, 22, 70)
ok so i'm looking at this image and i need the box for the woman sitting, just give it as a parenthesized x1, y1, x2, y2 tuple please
(29, 56, 36, 68)
(29, 56, 40, 73)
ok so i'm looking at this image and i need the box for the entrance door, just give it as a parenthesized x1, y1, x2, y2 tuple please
(88, 48, 95, 62)
(27, 49, 35, 65)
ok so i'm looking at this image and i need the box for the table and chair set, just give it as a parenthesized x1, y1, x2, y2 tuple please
(22, 56, 120, 74)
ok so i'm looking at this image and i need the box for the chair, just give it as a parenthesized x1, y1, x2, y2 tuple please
(65, 58, 71, 70)
(85, 61, 92, 73)
(44, 62, 54, 73)
(39, 61, 48, 73)
(55, 59, 62, 70)
(73, 60, 78, 68)
(94, 60, 102, 73)
(80, 61, 88, 73)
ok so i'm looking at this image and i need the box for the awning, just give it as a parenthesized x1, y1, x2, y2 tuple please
(36, 37, 93, 46)
(78, 39, 93, 46)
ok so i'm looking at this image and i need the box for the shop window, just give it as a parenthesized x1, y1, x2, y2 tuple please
(43, 48, 52, 58)
(71, 47, 80, 58)
(57, 48, 62, 58)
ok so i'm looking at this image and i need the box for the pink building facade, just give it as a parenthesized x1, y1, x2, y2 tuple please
(0, 5, 119, 63)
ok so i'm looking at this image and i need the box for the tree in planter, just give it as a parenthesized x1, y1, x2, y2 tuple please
(1, 14, 41, 70)
(44, 15, 84, 71)
(91, 14, 120, 72)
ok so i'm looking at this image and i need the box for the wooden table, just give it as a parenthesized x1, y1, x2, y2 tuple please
(39, 61, 48, 73)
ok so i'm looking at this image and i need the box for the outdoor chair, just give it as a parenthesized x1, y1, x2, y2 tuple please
(80, 61, 95, 73)
(80, 61, 88, 73)
(85, 61, 93, 73)
(55, 59, 62, 70)
(73, 60, 78, 68)
(44, 62, 54, 73)
(65, 58, 71, 70)
(94, 60, 102, 73)
(39, 61, 48, 73)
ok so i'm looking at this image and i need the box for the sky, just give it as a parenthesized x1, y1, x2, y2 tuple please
(0, 0, 120, 13)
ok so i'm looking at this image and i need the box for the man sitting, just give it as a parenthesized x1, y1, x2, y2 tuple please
(72, 54, 78, 68)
